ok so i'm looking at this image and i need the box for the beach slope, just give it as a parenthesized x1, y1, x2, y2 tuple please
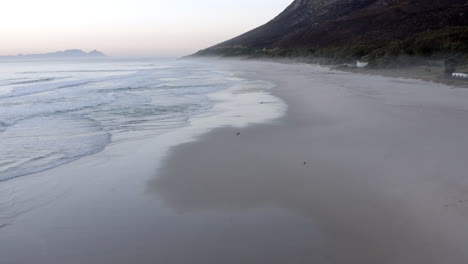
(153, 60, 468, 263)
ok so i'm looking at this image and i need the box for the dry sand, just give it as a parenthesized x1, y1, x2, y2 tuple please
(2, 60, 468, 263)
(153, 61, 468, 263)
(343, 63, 468, 88)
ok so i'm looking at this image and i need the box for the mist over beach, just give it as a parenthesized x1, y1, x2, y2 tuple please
(2, 1, 468, 263)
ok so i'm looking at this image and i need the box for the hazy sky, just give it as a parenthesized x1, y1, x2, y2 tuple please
(0, 0, 292, 57)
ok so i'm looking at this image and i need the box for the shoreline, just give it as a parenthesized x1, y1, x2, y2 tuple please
(3, 59, 468, 263)
(0, 61, 288, 264)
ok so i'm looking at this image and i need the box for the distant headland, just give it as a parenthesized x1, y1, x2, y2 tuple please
(0, 49, 107, 60)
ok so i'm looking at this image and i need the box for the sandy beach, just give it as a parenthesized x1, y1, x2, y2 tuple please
(2, 59, 468, 263)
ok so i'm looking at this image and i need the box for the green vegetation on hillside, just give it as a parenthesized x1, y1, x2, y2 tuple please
(194, 26, 468, 69)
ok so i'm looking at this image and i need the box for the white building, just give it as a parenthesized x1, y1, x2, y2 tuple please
(356, 60, 369, 68)
(452, 72, 468, 79)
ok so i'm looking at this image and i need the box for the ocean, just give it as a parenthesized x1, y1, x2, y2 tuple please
(0, 58, 284, 181)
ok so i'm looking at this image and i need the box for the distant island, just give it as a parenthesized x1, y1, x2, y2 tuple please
(0, 49, 106, 59)
(193, 0, 468, 77)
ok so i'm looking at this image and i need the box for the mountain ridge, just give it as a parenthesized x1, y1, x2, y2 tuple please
(196, 0, 468, 57)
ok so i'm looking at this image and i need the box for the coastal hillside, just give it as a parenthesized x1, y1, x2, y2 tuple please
(195, 0, 468, 67)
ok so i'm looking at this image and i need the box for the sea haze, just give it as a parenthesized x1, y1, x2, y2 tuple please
(0, 58, 276, 181)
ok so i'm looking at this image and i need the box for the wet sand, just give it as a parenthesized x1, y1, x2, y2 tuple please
(2, 60, 468, 263)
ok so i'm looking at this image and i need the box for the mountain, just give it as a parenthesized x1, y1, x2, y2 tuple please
(1, 49, 107, 59)
(216, 0, 384, 49)
(87, 50, 106, 57)
(195, 0, 468, 63)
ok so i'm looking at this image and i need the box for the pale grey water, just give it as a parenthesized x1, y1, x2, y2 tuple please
(0, 58, 241, 181)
